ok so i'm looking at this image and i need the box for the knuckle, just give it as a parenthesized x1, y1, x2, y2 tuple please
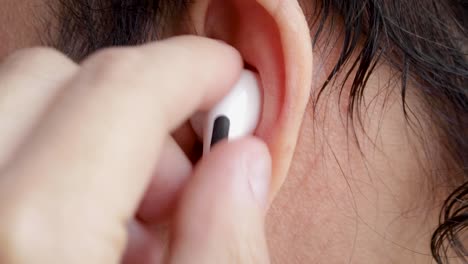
(80, 47, 141, 85)
(0, 47, 77, 80)
(2, 47, 73, 69)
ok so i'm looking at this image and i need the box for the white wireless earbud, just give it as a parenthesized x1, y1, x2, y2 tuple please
(190, 69, 262, 155)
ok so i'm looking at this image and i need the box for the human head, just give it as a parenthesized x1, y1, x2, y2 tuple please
(1, 0, 467, 262)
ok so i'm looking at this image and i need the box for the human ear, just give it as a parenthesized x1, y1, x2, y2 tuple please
(187, 0, 313, 200)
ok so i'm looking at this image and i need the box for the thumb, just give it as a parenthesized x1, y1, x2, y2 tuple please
(168, 137, 271, 264)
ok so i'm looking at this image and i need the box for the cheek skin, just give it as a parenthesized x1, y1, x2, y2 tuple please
(0, 0, 47, 58)
(266, 57, 441, 263)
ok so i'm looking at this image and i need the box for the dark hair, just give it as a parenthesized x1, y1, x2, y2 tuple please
(42, 0, 189, 61)
(45, 0, 467, 262)
(309, 1, 467, 262)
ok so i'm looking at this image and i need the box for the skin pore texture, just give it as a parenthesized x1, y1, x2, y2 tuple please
(0, 0, 457, 263)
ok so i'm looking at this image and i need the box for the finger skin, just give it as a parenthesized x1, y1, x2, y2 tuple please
(0, 36, 242, 264)
(122, 220, 168, 264)
(0, 48, 77, 169)
(137, 137, 193, 223)
(169, 137, 271, 264)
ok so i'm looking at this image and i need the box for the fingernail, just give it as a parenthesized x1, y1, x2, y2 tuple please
(247, 145, 271, 209)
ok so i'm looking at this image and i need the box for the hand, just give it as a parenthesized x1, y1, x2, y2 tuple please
(0, 36, 271, 264)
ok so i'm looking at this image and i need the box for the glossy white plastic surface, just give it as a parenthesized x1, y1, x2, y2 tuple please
(190, 69, 262, 154)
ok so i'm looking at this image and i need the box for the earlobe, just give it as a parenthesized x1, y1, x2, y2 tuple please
(187, 0, 313, 201)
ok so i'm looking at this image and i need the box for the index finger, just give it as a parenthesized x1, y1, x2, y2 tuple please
(1, 36, 242, 234)
(80, 36, 243, 130)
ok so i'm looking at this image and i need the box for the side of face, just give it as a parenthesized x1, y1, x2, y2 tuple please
(0, 0, 445, 263)
(0, 0, 47, 58)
